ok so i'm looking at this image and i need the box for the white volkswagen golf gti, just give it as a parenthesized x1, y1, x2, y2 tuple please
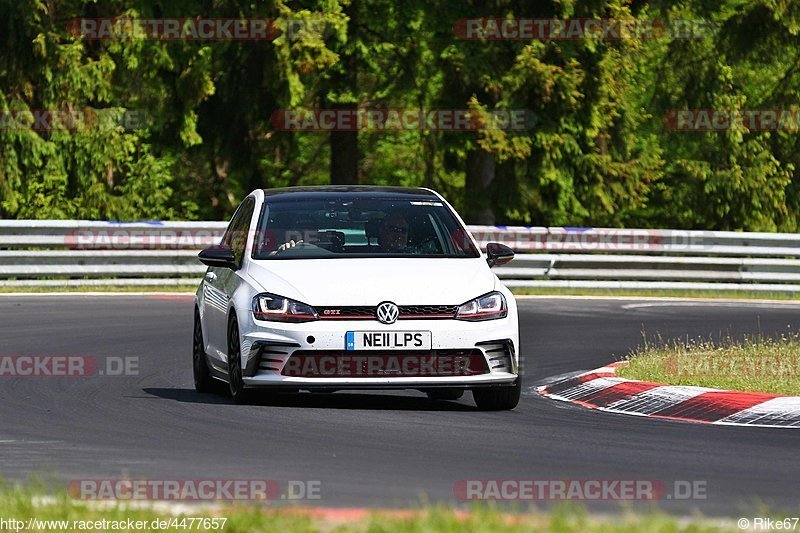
(193, 186, 521, 410)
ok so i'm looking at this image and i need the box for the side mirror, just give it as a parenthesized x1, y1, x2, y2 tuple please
(198, 245, 238, 270)
(486, 242, 515, 268)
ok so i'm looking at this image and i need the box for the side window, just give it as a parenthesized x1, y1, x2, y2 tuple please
(223, 198, 255, 266)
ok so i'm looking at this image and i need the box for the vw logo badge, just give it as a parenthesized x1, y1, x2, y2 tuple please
(376, 302, 399, 324)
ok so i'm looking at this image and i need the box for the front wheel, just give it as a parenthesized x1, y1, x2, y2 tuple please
(472, 379, 521, 411)
(193, 309, 214, 393)
(227, 318, 249, 404)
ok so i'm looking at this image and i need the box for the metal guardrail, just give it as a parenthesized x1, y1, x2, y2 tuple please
(1, 221, 800, 292)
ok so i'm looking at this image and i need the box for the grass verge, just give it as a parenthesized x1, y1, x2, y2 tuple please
(0, 483, 730, 533)
(617, 332, 800, 395)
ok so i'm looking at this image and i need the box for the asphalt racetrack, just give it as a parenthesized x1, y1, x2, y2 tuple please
(1, 295, 799, 516)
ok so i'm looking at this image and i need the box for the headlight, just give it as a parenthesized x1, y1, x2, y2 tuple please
(252, 293, 318, 322)
(455, 291, 507, 321)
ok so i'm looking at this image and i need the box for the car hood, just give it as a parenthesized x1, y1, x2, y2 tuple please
(246, 258, 495, 305)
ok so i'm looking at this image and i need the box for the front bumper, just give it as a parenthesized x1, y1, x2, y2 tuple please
(238, 315, 518, 389)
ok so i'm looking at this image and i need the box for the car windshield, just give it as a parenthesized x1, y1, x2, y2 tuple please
(251, 196, 480, 259)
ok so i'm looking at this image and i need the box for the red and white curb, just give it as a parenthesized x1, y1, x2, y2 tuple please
(538, 362, 800, 428)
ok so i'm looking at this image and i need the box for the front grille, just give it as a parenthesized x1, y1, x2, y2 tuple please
(281, 349, 489, 378)
(399, 305, 458, 318)
(316, 305, 458, 320)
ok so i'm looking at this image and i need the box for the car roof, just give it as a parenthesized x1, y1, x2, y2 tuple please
(260, 185, 439, 202)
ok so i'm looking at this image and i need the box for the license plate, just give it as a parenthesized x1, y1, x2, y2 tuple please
(345, 331, 431, 351)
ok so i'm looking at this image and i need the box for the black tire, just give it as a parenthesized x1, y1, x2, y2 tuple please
(425, 389, 464, 401)
(192, 309, 214, 393)
(227, 317, 249, 404)
(472, 379, 521, 411)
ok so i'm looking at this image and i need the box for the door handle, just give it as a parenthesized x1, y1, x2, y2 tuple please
(205, 272, 217, 282)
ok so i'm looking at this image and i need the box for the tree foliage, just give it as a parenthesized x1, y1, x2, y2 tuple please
(0, 0, 798, 230)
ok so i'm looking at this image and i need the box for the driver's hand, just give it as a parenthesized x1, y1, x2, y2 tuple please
(269, 239, 303, 255)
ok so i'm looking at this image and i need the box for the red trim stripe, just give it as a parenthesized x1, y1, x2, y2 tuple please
(317, 314, 455, 320)
(318, 316, 372, 320)
(398, 314, 455, 319)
